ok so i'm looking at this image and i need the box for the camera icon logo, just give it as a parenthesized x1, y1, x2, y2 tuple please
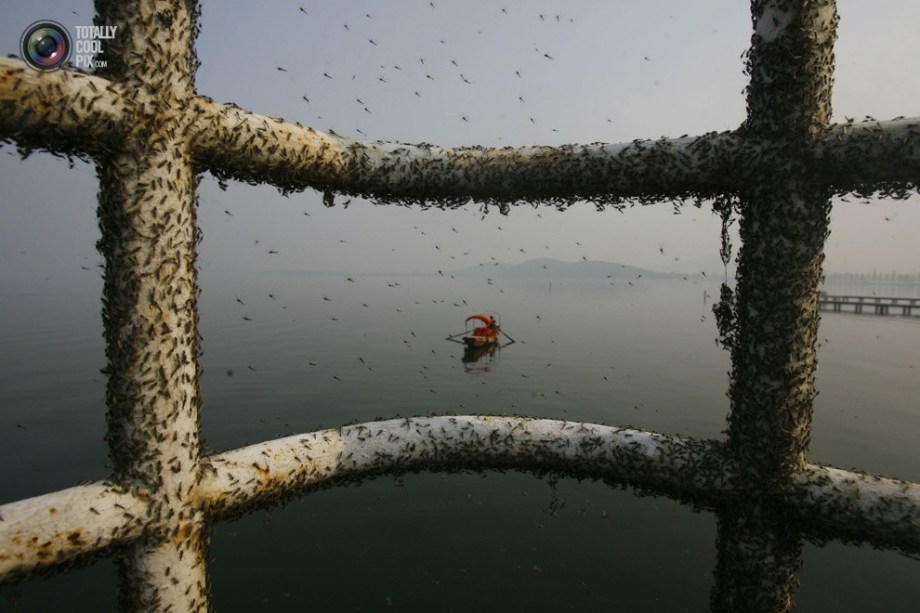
(20, 21, 72, 71)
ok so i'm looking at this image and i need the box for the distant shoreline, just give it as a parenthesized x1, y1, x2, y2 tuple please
(246, 258, 719, 281)
(215, 259, 920, 286)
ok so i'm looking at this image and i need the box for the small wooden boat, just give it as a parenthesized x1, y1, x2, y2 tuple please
(445, 313, 514, 360)
(463, 313, 500, 347)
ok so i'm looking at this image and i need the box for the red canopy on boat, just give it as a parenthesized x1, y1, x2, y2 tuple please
(465, 314, 493, 326)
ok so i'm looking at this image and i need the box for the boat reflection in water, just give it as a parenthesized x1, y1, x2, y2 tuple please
(461, 341, 499, 373)
(446, 312, 515, 373)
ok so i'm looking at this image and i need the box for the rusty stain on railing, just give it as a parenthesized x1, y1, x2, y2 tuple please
(1, 1, 919, 611)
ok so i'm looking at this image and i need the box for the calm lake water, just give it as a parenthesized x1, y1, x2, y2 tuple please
(1, 272, 918, 611)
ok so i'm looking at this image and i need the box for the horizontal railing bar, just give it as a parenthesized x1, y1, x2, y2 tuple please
(815, 116, 920, 194)
(189, 97, 746, 204)
(0, 57, 126, 158)
(196, 416, 920, 552)
(197, 416, 736, 515)
(4, 57, 919, 206)
(0, 482, 147, 583)
(791, 464, 920, 551)
(3, 417, 918, 582)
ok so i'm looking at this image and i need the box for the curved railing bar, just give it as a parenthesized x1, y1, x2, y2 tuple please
(5, 416, 916, 583)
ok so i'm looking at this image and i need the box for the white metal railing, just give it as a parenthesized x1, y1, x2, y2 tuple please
(1, 1, 918, 611)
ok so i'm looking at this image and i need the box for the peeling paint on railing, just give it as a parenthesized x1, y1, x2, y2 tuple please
(0, 482, 146, 582)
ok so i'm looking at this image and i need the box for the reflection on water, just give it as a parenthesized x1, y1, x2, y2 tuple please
(461, 342, 500, 371)
(1, 274, 918, 611)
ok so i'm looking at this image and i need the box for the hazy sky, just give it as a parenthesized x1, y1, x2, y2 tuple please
(1, 0, 918, 291)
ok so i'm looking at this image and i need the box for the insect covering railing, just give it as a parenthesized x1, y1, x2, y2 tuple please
(0, 1, 919, 612)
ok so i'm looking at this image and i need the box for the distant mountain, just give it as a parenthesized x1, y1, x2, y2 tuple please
(451, 258, 695, 280)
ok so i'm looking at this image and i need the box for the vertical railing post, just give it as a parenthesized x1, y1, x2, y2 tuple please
(714, 1, 839, 611)
(94, 1, 208, 609)
(729, 0, 838, 489)
(711, 505, 803, 613)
